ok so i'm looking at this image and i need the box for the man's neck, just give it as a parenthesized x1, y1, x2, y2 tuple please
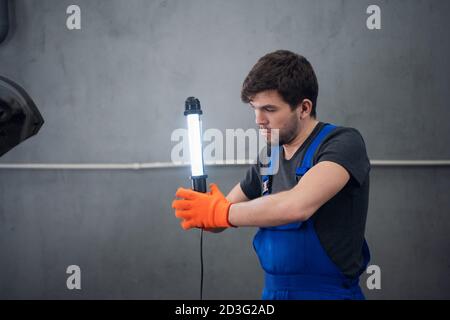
(283, 119, 319, 160)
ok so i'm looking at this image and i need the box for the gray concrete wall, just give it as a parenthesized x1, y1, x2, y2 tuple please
(0, 0, 449, 299)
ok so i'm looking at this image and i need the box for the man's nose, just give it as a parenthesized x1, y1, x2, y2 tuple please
(255, 110, 268, 126)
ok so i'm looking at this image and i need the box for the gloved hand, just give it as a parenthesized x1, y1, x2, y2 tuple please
(172, 183, 233, 230)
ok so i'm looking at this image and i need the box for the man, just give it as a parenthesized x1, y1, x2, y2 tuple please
(172, 50, 371, 300)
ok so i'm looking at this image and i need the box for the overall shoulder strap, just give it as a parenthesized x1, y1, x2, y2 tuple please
(260, 145, 281, 196)
(261, 124, 337, 196)
(295, 124, 337, 179)
(261, 174, 272, 196)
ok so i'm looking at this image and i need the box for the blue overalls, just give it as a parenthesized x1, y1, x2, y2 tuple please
(253, 124, 371, 300)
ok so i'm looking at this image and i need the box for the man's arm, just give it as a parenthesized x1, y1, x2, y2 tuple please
(228, 161, 350, 227)
(226, 182, 250, 203)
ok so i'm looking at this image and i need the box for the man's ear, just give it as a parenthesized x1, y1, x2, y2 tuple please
(297, 99, 313, 119)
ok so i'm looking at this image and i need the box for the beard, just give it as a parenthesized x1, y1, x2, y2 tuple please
(267, 112, 300, 146)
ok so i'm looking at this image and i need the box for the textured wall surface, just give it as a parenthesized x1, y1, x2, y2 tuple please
(0, 0, 449, 299)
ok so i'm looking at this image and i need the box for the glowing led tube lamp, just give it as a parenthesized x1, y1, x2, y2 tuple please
(184, 97, 207, 193)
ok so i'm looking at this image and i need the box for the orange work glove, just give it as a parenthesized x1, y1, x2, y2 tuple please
(172, 183, 233, 230)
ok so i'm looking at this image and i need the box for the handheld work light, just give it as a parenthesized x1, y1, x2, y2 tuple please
(184, 97, 207, 193)
(184, 96, 208, 300)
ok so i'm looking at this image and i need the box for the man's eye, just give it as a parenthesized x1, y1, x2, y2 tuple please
(265, 108, 276, 112)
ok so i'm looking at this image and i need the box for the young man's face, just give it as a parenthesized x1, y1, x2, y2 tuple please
(249, 90, 301, 146)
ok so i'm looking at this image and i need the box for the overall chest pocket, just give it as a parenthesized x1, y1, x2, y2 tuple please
(253, 222, 307, 274)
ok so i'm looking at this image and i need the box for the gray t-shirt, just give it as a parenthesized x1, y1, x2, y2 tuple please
(240, 122, 370, 278)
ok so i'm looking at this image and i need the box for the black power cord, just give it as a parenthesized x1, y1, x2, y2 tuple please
(200, 228, 204, 300)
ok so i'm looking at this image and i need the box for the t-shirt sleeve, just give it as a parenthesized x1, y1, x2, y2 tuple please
(314, 127, 371, 187)
(240, 163, 262, 200)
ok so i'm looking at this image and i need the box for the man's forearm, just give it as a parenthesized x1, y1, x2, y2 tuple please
(226, 162, 351, 228)
(227, 189, 305, 227)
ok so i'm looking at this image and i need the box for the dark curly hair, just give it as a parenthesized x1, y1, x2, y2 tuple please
(241, 50, 318, 118)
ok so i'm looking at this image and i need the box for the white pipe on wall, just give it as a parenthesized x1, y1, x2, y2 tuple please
(0, 160, 449, 170)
